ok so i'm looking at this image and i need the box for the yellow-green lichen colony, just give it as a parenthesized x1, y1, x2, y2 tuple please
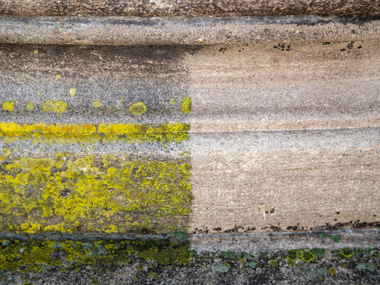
(0, 151, 192, 234)
(181, 97, 191, 114)
(0, 122, 190, 146)
(0, 238, 191, 274)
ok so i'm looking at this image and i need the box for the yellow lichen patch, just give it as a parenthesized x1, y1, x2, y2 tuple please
(181, 97, 191, 114)
(26, 102, 35, 110)
(42, 100, 55, 112)
(55, 74, 61, 79)
(0, 238, 190, 274)
(129, 102, 147, 115)
(92, 99, 101, 108)
(3, 101, 15, 111)
(54, 101, 67, 114)
(170, 98, 176, 105)
(34, 50, 38, 55)
(69, 87, 77, 96)
(42, 100, 67, 114)
(0, 154, 192, 234)
(0, 122, 189, 146)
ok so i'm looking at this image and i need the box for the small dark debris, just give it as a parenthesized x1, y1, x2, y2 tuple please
(60, 189, 71, 198)
(50, 166, 58, 175)
(270, 225, 281, 232)
(347, 44, 353, 49)
(358, 45, 362, 49)
(213, 227, 222, 232)
(340, 48, 346, 51)
(336, 212, 340, 214)
(270, 208, 275, 214)
(132, 166, 138, 175)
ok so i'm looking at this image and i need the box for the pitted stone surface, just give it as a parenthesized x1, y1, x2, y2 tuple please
(0, 0, 379, 17)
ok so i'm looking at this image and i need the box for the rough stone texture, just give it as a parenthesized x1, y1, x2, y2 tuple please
(190, 229, 380, 253)
(187, 41, 380, 234)
(0, 0, 379, 17)
(0, 16, 380, 45)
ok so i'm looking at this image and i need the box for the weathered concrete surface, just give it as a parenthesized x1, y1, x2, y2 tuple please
(0, 0, 379, 17)
(0, 16, 380, 45)
(187, 41, 380, 234)
(190, 229, 380, 253)
(0, 41, 379, 242)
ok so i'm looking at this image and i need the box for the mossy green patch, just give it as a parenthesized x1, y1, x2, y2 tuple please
(0, 153, 192, 234)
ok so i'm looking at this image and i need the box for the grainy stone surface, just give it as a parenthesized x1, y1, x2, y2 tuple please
(0, 16, 379, 45)
(0, 0, 379, 17)
(187, 40, 380, 234)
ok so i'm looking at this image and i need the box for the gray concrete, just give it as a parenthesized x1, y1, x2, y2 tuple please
(0, 15, 379, 45)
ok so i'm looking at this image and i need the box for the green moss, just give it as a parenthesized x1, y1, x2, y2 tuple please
(181, 97, 191, 114)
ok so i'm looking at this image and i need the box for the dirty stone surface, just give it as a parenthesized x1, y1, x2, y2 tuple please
(1, 234, 380, 284)
(0, 41, 379, 236)
(1, 15, 380, 45)
(0, 0, 379, 17)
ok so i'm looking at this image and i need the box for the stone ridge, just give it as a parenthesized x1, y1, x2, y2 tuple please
(0, 0, 379, 17)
